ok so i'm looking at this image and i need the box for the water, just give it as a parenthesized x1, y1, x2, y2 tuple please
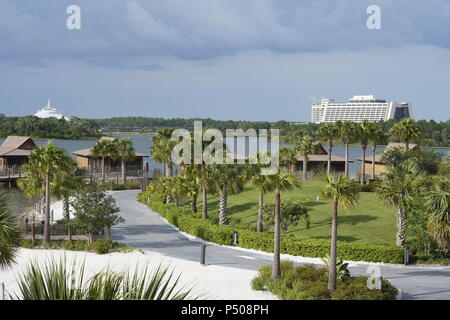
(1, 134, 448, 217)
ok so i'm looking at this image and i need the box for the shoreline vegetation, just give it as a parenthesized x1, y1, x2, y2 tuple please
(0, 114, 449, 147)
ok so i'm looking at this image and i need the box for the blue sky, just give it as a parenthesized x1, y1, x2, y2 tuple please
(1, 0, 449, 121)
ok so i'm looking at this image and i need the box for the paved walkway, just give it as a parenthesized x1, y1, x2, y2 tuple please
(111, 190, 450, 300)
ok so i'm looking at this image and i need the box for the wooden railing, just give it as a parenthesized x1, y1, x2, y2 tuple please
(0, 165, 24, 178)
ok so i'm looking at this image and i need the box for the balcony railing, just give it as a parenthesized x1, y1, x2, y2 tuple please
(0, 165, 24, 179)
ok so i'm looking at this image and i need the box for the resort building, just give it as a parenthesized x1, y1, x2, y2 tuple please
(0, 136, 36, 178)
(356, 142, 419, 180)
(292, 142, 350, 178)
(34, 98, 68, 120)
(311, 95, 413, 123)
(72, 137, 147, 177)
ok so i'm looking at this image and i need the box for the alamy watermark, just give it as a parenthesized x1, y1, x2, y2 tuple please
(170, 121, 279, 175)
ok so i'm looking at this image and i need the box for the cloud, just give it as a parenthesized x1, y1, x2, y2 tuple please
(0, 0, 449, 63)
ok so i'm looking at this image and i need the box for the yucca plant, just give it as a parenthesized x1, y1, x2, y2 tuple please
(14, 258, 194, 300)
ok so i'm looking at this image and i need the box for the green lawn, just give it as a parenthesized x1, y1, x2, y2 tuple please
(204, 180, 397, 245)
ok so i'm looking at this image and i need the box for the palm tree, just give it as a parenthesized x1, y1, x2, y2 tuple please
(209, 164, 244, 225)
(52, 168, 84, 241)
(0, 191, 22, 269)
(294, 135, 317, 180)
(335, 121, 356, 177)
(357, 120, 372, 185)
(321, 173, 359, 291)
(265, 169, 300, 279)
(251, 174, 269, 232)
(391, 118, 422, 151)
(91, 139, 116, 183)
(279, 146, 298, 172)
(377, 160, 424, 248)
(179, 165, 202, 213)
(318, 123, 338, 174)
(19, 142, 74, 246)
(114, 138, 135, 183)
(368, 124, 388, 180)
(151, 129, 176, 203)
(425, 178, 450, 249)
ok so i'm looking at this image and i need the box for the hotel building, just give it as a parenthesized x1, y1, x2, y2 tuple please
(311, 95, 413, 123)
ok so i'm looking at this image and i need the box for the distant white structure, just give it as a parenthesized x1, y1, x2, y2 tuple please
(311, 95, 413, 123)
(34, 99, 68, 120)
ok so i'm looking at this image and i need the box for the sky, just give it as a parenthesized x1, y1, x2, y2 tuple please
(0, 0, 449, 121)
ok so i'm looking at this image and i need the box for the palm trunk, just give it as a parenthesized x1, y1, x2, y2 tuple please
(344, 142, 349, 177)
(327, 142, 333, 174)
(371, 145, 376, 180)
(361, 145, 366, 185)
(165, 163, 173, 203)
(396, 206, 407, 248)
(105, 227, 111, 240)
(102, 156, 106, 183)
(219, 186, 228, 225)
(405, 140, 409, 152)
(272, 191, 281, 280)
(31, 214, 36, 246)
(167, 163, 173, 177)
(257, 190, 264, 232)
(328, 198, 338, 291)
(43, 170, 51, 246)
(192, 194, 197, 213)
(121, 159, 126, 183)
(202, 185, 208, 219)
(64, 196, 72, 241)
(88, 233, 93, 245)
(303, 156, 308, 181)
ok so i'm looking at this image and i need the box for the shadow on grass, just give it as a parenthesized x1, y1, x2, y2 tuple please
(310, 235, 360, 242)
(229, 202, 258, 215)
(304, 201, 328, 208)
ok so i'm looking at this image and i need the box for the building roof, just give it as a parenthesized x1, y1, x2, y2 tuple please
(357, 142, 419, 163)
(0, 136, 35, 157)
(72, 148, 147, 158)
(99, 136, 118, 142)
(296, 154, 350, 163)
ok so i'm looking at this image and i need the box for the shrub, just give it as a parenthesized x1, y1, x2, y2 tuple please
(252, 261, 398, 300)
(89, 239, 114, 254)
(110, 182, 141, 191)
(138, 192, 404, 264)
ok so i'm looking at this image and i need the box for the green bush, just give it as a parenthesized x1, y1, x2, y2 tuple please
(20, 239, 130, 254)
(89, 239, 114, 254)
(138, 192, 404, 264)
(110, 182, 141, 191)
(252, 261, 398, 300)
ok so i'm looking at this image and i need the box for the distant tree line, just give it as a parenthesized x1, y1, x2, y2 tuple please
(0, 115, 101, 139)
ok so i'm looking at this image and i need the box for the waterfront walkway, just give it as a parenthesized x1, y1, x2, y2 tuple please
(111, 190, 450, 300)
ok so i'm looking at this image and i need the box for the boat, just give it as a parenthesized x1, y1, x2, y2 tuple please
(34, 99, 68, 120)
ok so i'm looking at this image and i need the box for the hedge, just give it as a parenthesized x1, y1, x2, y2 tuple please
(138, 193, 404, 264)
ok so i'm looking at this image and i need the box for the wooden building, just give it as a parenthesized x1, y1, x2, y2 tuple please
(72, 137, 147, 176)
(293, 142, 349, 178)
(357, 142, 419, 179)
(0, 136, 36, 178)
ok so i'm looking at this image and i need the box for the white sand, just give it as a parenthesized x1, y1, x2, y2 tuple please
(0, 248, 277, 300)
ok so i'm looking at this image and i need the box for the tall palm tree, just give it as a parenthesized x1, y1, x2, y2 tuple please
(0, 191, 22, 269)
(321, 173, 359, 291)
(279, 146, 298, 172)
(151, 129, 176, 203)
(294, 135, 317, 181)
(114, 138, 135, 183)
(335, 121, 356, 177)
(251, 174, 270, 232)
(425, 178, 450, 249)
(91, 139, 116, 183)
(391, 118, 422, 151)
(19, 142, 74, 245)
(318, 123, 338, 174)
(209, 164, 244, 225)
(377, 160, 425, 248)
(368, 124, 388, 180)
(357, 120, 372, 185)
(52, 168, 84, 241)
(265, 169, 300, 279)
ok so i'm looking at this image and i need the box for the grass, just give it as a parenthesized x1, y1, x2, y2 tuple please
(203, 180, 397, 245)
(20, 239, 137, 254)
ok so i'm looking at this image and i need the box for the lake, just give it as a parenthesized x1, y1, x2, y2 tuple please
(1, 133, 448, 217)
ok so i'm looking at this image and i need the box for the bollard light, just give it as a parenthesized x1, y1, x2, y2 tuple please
(233, 231, 238, 246)
(200, 245, 206, 265)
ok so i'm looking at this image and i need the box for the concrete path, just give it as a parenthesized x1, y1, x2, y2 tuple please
(111, 190, 450, 300)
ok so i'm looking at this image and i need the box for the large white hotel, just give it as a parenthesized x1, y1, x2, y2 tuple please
(311, 95, 413, 123)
